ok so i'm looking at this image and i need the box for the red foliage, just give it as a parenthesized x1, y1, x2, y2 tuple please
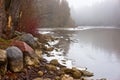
(22, 17, 38, 36)
(17, 14, 39, 36)
(17, 0, 39, 36)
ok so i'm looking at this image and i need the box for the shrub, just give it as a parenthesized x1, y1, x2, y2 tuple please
(17, 0, 39, 36)
(20, 17, 38, 36)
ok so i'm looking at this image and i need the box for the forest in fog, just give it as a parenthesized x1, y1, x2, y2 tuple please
(22, 0, 75, 28)
(36, 0, 75, 28)
(0, 0, 75, 38)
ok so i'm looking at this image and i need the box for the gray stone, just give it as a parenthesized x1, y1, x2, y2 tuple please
(10, 40, 40, 66)
(19, 33, 38, 49)
(6, 46, 23, 72)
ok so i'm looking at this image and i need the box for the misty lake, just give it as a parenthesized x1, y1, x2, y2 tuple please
(39, 27, 120, 80)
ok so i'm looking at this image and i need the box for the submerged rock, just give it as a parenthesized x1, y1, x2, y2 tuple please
(0, 49, 7, 75)
(81, 70, 94, 77)
(6, 46, 23, 72)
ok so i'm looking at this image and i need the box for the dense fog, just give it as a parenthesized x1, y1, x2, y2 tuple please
(67, 0, 120, 26)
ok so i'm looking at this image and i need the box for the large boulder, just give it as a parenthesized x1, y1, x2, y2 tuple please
(19, 33, 38, 49)
(11, 40, 39, 66)
(6, 46, 23, 72)
(0, 49, 7, 75)
(11, 40, 34, 53)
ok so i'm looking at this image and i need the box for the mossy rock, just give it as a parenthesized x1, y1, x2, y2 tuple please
(0, 38, 11, 49)
(38, 71, 44, 77)
(50, 59, 59, 66)
(63, 68, 73, 74)
(72, 70, 82, 79)
(81, 70, 94, 77)
(45, 64, 57, 71)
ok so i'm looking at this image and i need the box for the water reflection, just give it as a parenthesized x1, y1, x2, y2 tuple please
(39, 27, 120, 80)
(67, 28, 120, 80)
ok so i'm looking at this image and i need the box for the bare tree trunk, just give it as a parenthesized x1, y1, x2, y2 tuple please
(8, 0, 21, 38)
(0, 0, 21, 39)
(0, 0, 7, 38)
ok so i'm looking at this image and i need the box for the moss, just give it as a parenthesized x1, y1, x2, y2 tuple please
(0, 38, 11, 49)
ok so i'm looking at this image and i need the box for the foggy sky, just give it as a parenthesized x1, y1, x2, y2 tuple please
(67, 0, 120, 26)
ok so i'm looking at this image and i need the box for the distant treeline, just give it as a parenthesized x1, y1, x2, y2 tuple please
(31, 0, 75, 28)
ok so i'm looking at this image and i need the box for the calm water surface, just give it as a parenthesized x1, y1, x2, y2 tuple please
(40, 27, 120, 80)
(67, 28, 120, 80)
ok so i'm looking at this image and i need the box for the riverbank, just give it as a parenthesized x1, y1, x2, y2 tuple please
(0, 31, 93, 80)
(42, 27, 120, 80)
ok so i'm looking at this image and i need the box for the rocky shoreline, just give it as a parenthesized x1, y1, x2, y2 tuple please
(0, 32, 94, 80)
